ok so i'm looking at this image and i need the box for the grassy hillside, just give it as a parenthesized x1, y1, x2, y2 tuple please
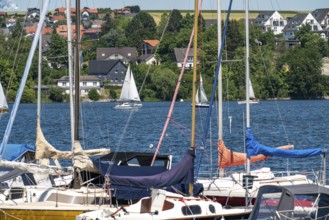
(147, 10, 304, 24)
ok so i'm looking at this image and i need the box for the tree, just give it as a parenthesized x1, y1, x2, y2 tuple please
(48, 87, 64, 102)
(283, 46, 324, 99)
(88, 88, 100, 101)
(167, 9, 182, 33)
(21, 88, 35, 103)
(125, 11, 157, 48)
(150, 67, 177, 100)
(48, 32, 67, 68)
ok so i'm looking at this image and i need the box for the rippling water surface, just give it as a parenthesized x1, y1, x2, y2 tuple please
(0, 100, 328, 178)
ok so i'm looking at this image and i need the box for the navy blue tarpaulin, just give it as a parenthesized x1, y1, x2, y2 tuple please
(93, 149, 196, 199)
(246, 128, 324, 158)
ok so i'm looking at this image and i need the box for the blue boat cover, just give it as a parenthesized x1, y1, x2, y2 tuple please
(93, 149, 196, 199)
(246, 129, 323, 158)
(2, 144, 35, 161)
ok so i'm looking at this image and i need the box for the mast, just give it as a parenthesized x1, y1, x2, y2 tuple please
(74, 0, 81, 141)
(217, 0, 222, 141)
(189, 0, 198, 196)
(245, 0, 251, 207)
(0, 0, 50, 155)
(67, 0, 75, 152)
(37, 0, 43, 119)
(245, 0, 250, 175)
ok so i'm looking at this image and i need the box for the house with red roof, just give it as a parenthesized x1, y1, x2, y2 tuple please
(141, 39, 159, 55)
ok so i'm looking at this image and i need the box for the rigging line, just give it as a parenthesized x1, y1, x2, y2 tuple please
(257, 45, 290, 145)
(137, 9, 173, 95)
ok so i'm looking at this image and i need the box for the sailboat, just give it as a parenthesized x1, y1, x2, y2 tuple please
(195, 74, 209, 108)
(237, 78, 259, 104)
(77, 0, 251, 219)
(198, 0, 325, 207)
(0, 81, 9, 113)
(113, 65, 142, 110)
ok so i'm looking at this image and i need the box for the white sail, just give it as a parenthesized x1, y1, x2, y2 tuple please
(119, 65, 131, 101)
(119, 65, 140, 102)
(129, 69, 141, 102)
(195, 74, 209, 107)
(0, 81, 9, 113)
(248, 78, 255, 99)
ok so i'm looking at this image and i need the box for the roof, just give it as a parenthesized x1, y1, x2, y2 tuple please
(254, 11, 276, 22)
(88, 60, 125, 75)
(58, 75, 100, 81)
(52, 15, 66, 21)
(311, 8, 329, 24)
(282, 13, 308, 32)
(96, 47, 137, 61)
(143, 39, 159, 47)
(139, 54, 155, 62)
(174, 48, 195, 62)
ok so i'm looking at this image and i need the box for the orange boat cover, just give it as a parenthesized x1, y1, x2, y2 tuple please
(218, 140, 293, 168)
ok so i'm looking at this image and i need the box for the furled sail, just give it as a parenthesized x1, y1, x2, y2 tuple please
(218, 140, 293, 168)
(36, 119, 110, 167)
(246, 128, 324, 158)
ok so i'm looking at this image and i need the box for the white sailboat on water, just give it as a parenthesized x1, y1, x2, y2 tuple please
(113, 65, 142, 110)
(0, 81, 8, 113)
(237, 78, 259, 104)
(195, 74, 209, 108)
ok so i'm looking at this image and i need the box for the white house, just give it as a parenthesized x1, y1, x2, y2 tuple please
(174, 48, 199, 70)
(253, 11, 286, 35)
(283, 13, 322, 40)
(57, 75, 101, 97)
(312, 8, 329, 31)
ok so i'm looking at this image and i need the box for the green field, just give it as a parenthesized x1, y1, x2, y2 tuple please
(147, 10, 305, 24)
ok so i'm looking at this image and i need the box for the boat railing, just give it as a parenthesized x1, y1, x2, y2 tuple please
(198, 169, 326, 184)
(86, 182, 97, 205)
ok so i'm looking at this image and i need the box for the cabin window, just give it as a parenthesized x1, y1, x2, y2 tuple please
(181, 205, 201, 215)
(209, 205, 216, 213)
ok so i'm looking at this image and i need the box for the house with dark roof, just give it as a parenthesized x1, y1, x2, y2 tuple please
(311, 8, 329, 31)
(57, 75, 101, 97)
(174, 48, 199, 70)
(139, 54, 159, 65)
(96, 47, 137, 65)
(283, 13, 322, 40)
(252, 11, 286, 35)
(88, 60, 127, 86)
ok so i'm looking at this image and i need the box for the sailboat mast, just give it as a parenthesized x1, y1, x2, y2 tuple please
(217, 0, 223, 141)
(67, 0, 75, 150)
(74, 0, 81, 141)
(245, 0, 251, 175)
(189, 0, 199, 196)
(37, 0, 43, 119)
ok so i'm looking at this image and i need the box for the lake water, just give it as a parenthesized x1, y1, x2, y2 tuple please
(0, 100, 328, 180)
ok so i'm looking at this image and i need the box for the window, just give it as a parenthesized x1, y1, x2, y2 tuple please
(62, 82, 67, 86)
(187, 56, 193, 61)
(93, 82, 97, 86)
(83, 82, 87, 86)
(181, 205, 201, 215)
